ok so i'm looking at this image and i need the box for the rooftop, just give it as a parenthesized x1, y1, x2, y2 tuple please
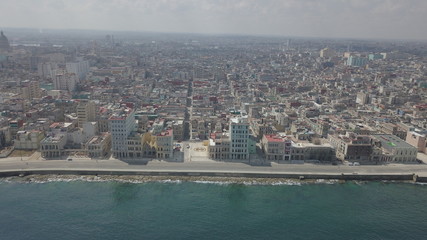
(264, 134, 285, 143)
(373, 134, 416, 149)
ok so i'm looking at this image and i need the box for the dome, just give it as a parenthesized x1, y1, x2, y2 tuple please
(0, 31, 10, 50)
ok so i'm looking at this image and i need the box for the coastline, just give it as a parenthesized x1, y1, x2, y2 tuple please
(0, 168, 423, 183)
(2, 154, 427, 183)
(1, 174, 418, 186)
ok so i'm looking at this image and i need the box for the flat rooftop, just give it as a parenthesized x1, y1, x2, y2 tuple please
(373, 134, 416, 149)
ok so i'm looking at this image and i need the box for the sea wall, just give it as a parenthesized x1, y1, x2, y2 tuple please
(0, 169, 422, 182)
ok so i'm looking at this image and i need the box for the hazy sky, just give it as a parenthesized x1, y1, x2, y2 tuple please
(1, 0, 426, 40)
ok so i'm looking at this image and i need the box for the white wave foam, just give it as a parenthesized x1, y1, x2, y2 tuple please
(0, 176, 349, 186)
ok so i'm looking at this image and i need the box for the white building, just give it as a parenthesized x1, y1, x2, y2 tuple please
(38, 62, 57, 79)
(14, 130, 44, 150)
(373, 134, 418, 163)
(109, 107, 136, 158)
(66, 58, 89, 81)
(40, 134, 67, 158)
(54, 73, 77, 92)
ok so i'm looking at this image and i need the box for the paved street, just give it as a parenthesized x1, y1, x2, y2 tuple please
(2, 153, 427, 177)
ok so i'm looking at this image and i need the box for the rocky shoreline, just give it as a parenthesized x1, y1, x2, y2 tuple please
(1, 174, 418, 185)
(0, 174, 354, 185)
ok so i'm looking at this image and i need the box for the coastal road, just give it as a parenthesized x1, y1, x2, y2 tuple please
(2, 157, 427, 176)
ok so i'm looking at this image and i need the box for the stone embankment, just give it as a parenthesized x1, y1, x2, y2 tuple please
(0, 169, 424, 183)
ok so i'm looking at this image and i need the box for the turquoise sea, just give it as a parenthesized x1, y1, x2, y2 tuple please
(1, 179, 427, 240)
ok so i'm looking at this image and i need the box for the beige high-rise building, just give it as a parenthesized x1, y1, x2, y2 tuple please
(76, 100, 96, 127)
(21, 80, 42, 100)
(320, 48, 335, 58)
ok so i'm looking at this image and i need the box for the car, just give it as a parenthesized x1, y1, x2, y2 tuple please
(186, 145, 190, 149)
(67, 158, 73, 161)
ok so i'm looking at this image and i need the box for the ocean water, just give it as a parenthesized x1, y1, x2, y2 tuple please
(0, 179, 427, 240)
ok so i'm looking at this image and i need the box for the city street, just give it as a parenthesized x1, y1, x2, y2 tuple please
(2, 152, 427, 177)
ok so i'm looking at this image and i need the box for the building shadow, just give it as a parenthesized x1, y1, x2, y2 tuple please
(121, 159, 149, 165)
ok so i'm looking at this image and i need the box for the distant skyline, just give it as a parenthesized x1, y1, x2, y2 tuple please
(1, 0, 427, 40)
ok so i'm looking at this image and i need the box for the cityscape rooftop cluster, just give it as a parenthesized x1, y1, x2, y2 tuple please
(0, 29, 426, 165)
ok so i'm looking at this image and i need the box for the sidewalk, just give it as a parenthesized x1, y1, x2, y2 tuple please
(417, 153, 427, 163)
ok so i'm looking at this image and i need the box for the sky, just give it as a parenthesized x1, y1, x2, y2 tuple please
(1, 0, 427, 40)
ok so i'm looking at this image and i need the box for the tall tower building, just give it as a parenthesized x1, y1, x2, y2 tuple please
(38, 62, 58, 79)
(21, 80, 42, 100)
(320, 48, 335, 58)
(54, 72, 77, 91)
(0, 31, 10, 52)
(347, 56, 368, 67)
(108, 107, 136, 158)
(66, 57, 89, 81)
(76, 100, 96, 127)
(356, 92, 370, 105)
(229, 116, 250, 160)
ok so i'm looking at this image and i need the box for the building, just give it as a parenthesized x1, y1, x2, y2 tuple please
(347, 56, 368, 67)
(320, 48, 335, 58)
(356, 92, 370, 105)
(21, 80, 42, 100)
(76, 100, 96, 127)
(306, 118, 330, 138)
(379, 123, 407, 140)
(154, 129, 173, 159)
(368, 53, 384, 60)
(40, 135, 67, 158)
(372, 134, 418, 163)
(291, 142, 335, 163)
(0, 31, 10, 52)
(230, 117, 250, 160)
(38, 62, 57, 79)
(54, 73, 78, 92)
(171, 120, 184, 141)
(261, 134, 292, 162)
(14, 130, 44, 150)
(109, 106, 136, 158)
(87, 133, 111, 158)
(329, 134, 374, 163)
(66, 58, 89, 80)
(208, 132, 231, 160)
(0, 126, 12, 149)
(406, 130, 427, 154)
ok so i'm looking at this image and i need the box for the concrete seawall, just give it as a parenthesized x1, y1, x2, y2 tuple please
(0, 169, 422, 182)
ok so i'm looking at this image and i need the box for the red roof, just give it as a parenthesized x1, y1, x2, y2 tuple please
(265, 134, 284, 142)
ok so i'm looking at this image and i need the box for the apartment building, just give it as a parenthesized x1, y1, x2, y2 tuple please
(87, 133, 111, 159)
(373, 134, 418, 163)
(261, 134, 292, 162)
(329, 134, 373, 163)
(76, 100, 96, 127)
(230, 117, 249, 160)
(14, 130, 44, 150)
(40, 135, 66, 158)
(109, 106, 136, 158)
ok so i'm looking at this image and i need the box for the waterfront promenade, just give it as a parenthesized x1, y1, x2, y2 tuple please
(2, 152, 427, 181)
